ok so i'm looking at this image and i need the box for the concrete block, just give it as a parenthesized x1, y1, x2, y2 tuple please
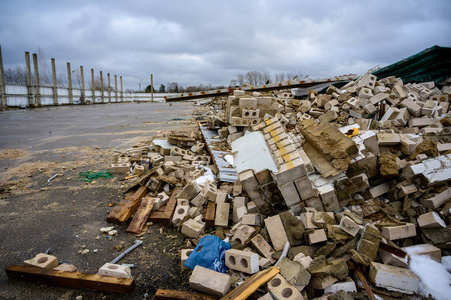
(177, 181, 201, 201)
(417, 211, 446, 229)
(401, 99, 422, 116)
(309, 276, 338, 290)
(24, 253, 59, 269)
(274, 159, 307, 186)
(191, 193, 207, 207)
(98, 263, 131, 278)
(369, 92, 389, 105)
(324, 277, 357, 294)
(358, 87, 373, 99)
(305, 196, 324, 212)
(317, 184, 339, 212)
(293, 176, 316, 200)
(369, 262, 419, 294)
(247, 201, 258, 213)
(257, 97, 273, 106)
(239, 170, 263, 202)
(225, 249, 259, 274)
(181, 219, 205, 238)
(257, 293, 274, 300)
(380, 223, 416, 240)
(363, 103, 377, 114)
(181, 249, 193, 270)
(393, 85, 408, 100)
(134, 165, 144, 175)
(377, 133, 400, 146)
(215, 203, 230, 228)
(420, 187, 451, 209)
(232, 224, 256, 245)
(278, 257, 311, 292)
(378, 248, 408, 267)
(251, 234, 275, 260)
(265, 215, 289, 251)
(110, 163, 130, 174)
(172, 205, 190, 227)
(242, 108, 260, 119)
(202, 180, 217, 202)
(157, 192, 170, 206)
(308, 229, 327, 244)
(299, 212, 319, 229)
(216, 191, 228, 203)
(404, 244, 441, 262)
(293, 253, 313, 269)
(267, 274, 304, 299)
(189, 265, 231, 297)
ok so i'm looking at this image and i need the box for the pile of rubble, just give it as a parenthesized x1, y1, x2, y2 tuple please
(104, 73, 451, 299)
(19, 74, 451, 298)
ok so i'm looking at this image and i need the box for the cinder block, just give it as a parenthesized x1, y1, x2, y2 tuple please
(239, 97, 258, 109)
(267, 274, 304, 299)
(181, 249, 194, 270)
(191, 193, 207, 207)
(110, 163, 130, 174)
(98, 263, 131, 278)
(358, 87, 373, 99)
(265, 215, 289, 251)
(24, 253, 59, 269)
(242, 108, 260, 118)
(293, 176, 316, 200)
(369, 262, 419, 294)
(225, 249, 259, 274)
(202, 180, 218, 202)
(215, 203, 230, 228)
(216, 191, 228, 203)
(380, 223, 416, 240)
(317, 184, 339, 212)
(177, 181, 201, 201)
(172, 205, 190, 227)
(134, 165, 144, 175)
(417, 211, 446, 228)
(181, 219, 205, 238)
(189, 265, 231, 297)
(232, 224, 256, 245)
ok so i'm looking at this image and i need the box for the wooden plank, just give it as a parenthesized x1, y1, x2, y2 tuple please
(148, 206, 166, 223)
(126, 197, 155, 234)
(114, 186, 148, 225)
(155, 289, 217, 300)
(106, 199, 129, 223)
(355, 264, 377, 300)
(205, 201, 216, 228)
(161, 186, 182, 226)
(5, 265, 135, 294)
(220, 266, 279, 300)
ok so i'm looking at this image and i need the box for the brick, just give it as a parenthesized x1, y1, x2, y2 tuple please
(225, 249, 259, 274)
(267, 274, 303, 299)
(324, 277, 357, 294)
(24, 253, 59, 269)
(181, 219, 205, 238)
(404, 244, 441, 262)
(189, 265, 231, 297)
(369, 183, 390, 198)
(417, 211, 446, 228)
(338, 216, 360, 236)
(380, 223, 416, 240)
(251, 234, 275, 260)
(308, 229, 327, 244)
(278, 181, 302, 206)
(369, 92, 389, 105)
(294, 176, 316, 200)
(420, 187, 451, 209)
(265, 215, 289, 251)
(98, 263, 131, 278)
(369, 262, 419, 294)
(110, 163, 130, 174)
(215, 203, 230, 228)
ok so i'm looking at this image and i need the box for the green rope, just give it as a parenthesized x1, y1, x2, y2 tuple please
(77, 169, 113, 182)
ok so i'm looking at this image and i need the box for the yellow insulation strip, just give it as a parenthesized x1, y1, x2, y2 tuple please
(278, 147, 287, 156)
(285, 161, 295, 170)
(272, 135, 281, 143)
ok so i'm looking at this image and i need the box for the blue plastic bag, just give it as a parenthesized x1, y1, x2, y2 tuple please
(184, 235, 231, 273)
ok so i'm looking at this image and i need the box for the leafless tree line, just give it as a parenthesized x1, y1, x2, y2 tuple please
(230, 70, 309, 87)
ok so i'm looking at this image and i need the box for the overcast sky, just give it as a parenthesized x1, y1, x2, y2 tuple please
(0, 0, 450, 91)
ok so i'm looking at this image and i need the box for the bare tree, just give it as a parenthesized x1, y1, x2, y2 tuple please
(237, 74, 244, 86)
(37, 47, 51, 86)
(4, 66, 27, 85)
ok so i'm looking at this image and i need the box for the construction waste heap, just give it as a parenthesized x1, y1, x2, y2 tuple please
(11, 72, 451, 299)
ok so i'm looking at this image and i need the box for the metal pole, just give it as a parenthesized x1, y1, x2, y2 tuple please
(32, 53, 41, 106)
(120, 76, 123, 102)
(114, 75, 118, 103)
(51, 58, 58, 105)
(80, 66, 85, 104)
(67, 62, 73, 105)
(100, 71, 104, 103)
(151, 74, 154, 103)
(91, 68, 95, 104)
(25, 52, 34, 106)
(0, 45, 7, 109)
(107, 73, 111, 103)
